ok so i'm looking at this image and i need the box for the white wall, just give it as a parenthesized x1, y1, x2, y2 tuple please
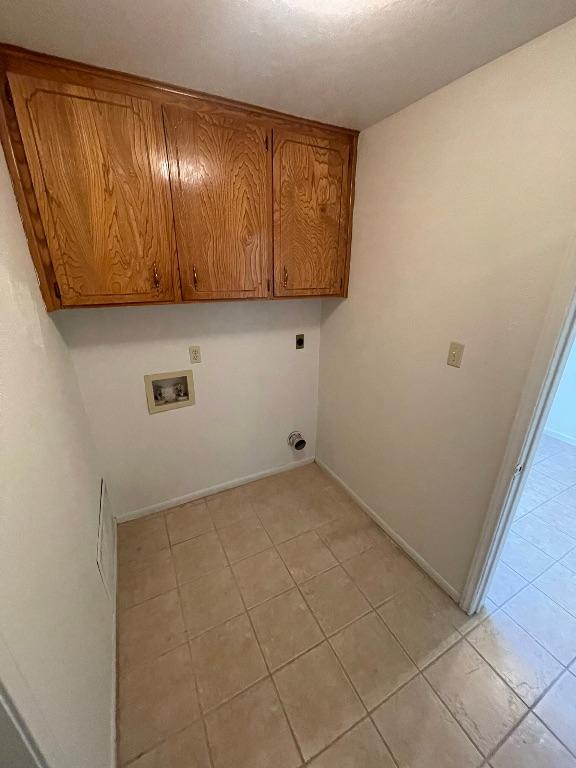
(317, 19, 576, 595)
(0, 154, 115, 768)
(546, 336, 576, 446)
(56, 300, 321, 518)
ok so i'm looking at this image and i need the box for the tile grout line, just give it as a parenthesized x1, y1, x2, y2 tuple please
(509, 516, 576, 560)
(249, 488, 400, 764)
(176, 605, 420, 724)
(333, 548, 479, 669)
(359, 597, 552, 764)
(422, 616, 572, 765)
(117, 578, 445, 757)
(271, 529, 415, 765)
(493, 548, 576, 625)
(118, 466, 576, 766)
(147, 493, 394, 675)
(459, 632, 569, 760)
(531, 444, 576, 482)
(531, 698, 576, 760)
(169, 486, 374, 563)
(115, 522, 501, 682)
(523, 479, 576, 520)
(118, 500, 436, 759)
(117, 510, 200, 767)
(416, 673, 486, 764)
(494, 546, 576, 618)
(320, 623, 499, 765)
(118, 530, 385, 636)
(500, 601, 576, 667)
(304, 711, 401, 768)
(186, 637, 216, 768)
(192, 670, 216, 768)
(165, 509, 217, 768)
(480, 690, 576, 765)
(119, 523, 391, 616)
(505, 462, 576, 567)
(171, 482, 482, 748)
(514, 456, 576, 520)
(121, 723, 211, 768)
(401, 438, 576, 767)
(141, 479, 403, 610)
(210, 503, 308, 768)
(500, 548, 559, 584)
(531, 571, 576, 620)
(421, 638, 530, 763)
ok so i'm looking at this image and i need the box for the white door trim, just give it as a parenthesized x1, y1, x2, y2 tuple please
(460, 235, 576, 614)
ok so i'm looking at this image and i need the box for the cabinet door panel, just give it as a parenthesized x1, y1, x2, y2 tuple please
(9, 73, 177, 306)
(163, 104, 271, 300)
(273, 129, 351, 296)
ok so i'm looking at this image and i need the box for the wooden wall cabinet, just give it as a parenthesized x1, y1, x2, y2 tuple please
(273, 128, 351, 297)
(0, 45, 358, 310)
(8, 73, 178, 306)
(163, 103, 271, 301)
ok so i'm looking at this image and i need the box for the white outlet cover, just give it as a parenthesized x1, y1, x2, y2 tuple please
(189, 345, 201, 363)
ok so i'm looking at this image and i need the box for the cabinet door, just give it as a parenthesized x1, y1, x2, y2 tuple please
(273, 128, 351, 296)
(163, 103, 271, 300)
(8, 73, 178, 306)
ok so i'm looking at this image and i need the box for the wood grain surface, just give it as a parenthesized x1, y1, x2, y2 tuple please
(9, 72, 178, 306)
(164, 103, 271, 300)
(273, 128, 350, 297)
(1, 47, 357, 309)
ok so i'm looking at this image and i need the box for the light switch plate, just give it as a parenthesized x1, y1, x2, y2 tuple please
(447, 341, 465, 368)
(189, 346, 201, 364)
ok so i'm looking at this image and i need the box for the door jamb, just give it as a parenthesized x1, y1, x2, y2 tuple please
(460, 242, 576, 615)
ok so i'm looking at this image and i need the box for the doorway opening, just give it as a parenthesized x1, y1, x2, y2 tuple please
(461, 279, 576, 677)
(488, 355, 576, 623)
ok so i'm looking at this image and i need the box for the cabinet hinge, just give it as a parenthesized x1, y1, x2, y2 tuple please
(53, 281, 61, 300)
(264, 135, 269, 151)
(267, 278, 270, 293)
(340, 277, 343, 291)
(4, 79, 13, 107)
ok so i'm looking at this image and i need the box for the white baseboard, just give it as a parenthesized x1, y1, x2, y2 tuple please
(315, 458, 461, 603)
(115, 457, 315, 522)
(543, 427, 576, 447)
(111, 513, 118, 768)
(110, 609, 117, 768)
(117, 454, 460, 603)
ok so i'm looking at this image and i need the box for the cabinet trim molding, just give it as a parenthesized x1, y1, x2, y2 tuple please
(0, 44, 358, 137)
(0, 70, 61, 309)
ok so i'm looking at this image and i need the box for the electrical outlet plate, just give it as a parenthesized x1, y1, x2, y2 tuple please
(189, 345, 201, 364)
(447, 341, 465, 368)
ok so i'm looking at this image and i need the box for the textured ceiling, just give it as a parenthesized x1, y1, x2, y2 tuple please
(1, 0, 575, 129)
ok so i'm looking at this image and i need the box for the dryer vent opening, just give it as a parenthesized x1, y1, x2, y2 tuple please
(288, 431, 306, 451)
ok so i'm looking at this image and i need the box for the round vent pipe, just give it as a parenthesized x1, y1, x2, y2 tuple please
(288, 431, 306, 451)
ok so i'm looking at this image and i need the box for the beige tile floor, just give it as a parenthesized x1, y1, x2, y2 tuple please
(116, 459, 576, 768)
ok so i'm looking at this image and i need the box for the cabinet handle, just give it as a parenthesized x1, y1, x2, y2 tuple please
(283, 266, 288, 288)
(193, 264, 199, 290)
(152, 261, 161, 290)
